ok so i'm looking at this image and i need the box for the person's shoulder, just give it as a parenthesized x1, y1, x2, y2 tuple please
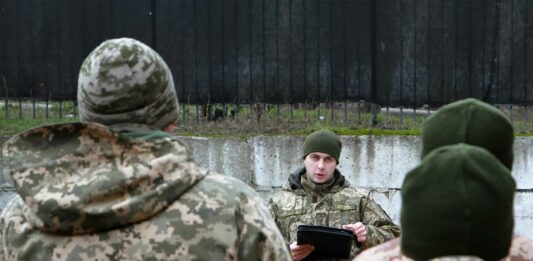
(428, 257, 483, 261)
(177, 173, 278, 226)
(269, 184, 299, 203)
(3, 122, 112, 154)
(4, 121, 85, 143)
(202, 173, 249, 186)
(509, 234, 533, 260)
(355, 239, 484, 261)
(336, 185, 369, 199)
(198, 173, 259, 198)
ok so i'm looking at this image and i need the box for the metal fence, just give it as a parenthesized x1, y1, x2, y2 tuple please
(0, 0, 532, 131)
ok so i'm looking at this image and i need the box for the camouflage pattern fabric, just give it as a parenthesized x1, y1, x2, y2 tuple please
(78, 38, 179, 130)
(269, 168, 400, 260)
(0, 122, 291, 260)
(354, 236, 533, 261)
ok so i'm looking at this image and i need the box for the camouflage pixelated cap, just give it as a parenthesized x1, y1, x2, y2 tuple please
(78, 38, 178, 129)
(303, 130, 342, 163)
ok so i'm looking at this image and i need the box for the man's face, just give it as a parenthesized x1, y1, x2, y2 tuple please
(304, 152, 337, 184)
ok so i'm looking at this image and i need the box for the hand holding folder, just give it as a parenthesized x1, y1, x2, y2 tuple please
(296, 225, 355, 259)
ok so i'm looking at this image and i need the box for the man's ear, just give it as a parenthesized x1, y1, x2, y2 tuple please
(163, 121, 177, 133)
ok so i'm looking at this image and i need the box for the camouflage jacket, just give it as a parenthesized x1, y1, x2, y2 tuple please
(268, 168, 401, 260)
(354, 236, 533, 261)
(0, 122, 291, 261)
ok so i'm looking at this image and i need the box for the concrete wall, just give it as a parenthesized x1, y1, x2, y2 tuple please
(1, 135, 532, 238)
(179, 135, 533, 238)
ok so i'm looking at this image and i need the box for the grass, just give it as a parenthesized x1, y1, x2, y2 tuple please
(0, 99, 78, 135)
(171, 103, 427, 138)
(0, 101, 531, 137)
(172, 103, 532, 137)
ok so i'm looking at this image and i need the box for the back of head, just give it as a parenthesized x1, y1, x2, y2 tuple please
(421, 98, 514, 169)
(401, 143, 516, 260)
(303, 130, 342, 163)
(78, 37, 178, 130)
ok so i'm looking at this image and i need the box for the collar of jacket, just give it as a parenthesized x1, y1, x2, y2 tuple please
(285, 166, 347, 193)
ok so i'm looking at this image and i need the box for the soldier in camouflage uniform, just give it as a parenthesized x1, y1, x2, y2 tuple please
(268, 130, 401, 260)
(355, 98, 533, 261)
(0, 38, 291, 260)
(355, 144, 518, 261)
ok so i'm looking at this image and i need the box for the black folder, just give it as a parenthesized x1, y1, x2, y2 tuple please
(296, 225, 354, 259)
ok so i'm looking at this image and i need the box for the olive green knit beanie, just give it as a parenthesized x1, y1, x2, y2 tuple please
(422, 98, 514, 170)
(78, 38, 179, 130)
(401, 143, 516, 261)
(303, 130, 342, 163)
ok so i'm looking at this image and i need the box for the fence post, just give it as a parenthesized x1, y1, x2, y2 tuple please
(2, 76, 8, 118)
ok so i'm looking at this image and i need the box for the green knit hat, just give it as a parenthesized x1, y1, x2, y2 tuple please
(303, 130, 342, 163)
(78, 38, 179, 130)
(401, 144, 516, 260)
(422, 98, 514, 170)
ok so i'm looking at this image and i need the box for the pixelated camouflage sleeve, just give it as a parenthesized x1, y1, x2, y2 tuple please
(359, 196, 401, 249)
(267, 199, 290, 244)
(234, 185, 291, 260)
